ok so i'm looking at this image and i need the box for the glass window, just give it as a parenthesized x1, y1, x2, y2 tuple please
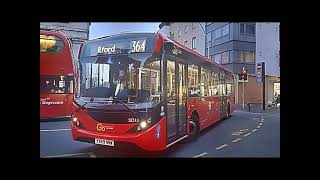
(210, 55, 214, 61)
(184, 40, 188, 47)
(170, 32, 174, 39)
(240, 51, 244, 62)
(208, 72, 219, 96)
(215, 28, 222, 39)
(222, 24, 229, 36)
(185, 25, 189, 33)
(40, 75, 73, 94)
(40, 34, 65, 53)
(221, 51, 229, 64)
(141, 60, 162, 103)
(178, 29, 181, 37)
(206, 32, 212, 47)
(219, 74, 226, 96)
(201, 68, 210, 97)
(192, 36, 196, 49)
(226, 76, 233, 96)
(215, 53, 221, 64)
(246, 24, 255, 35)
(188, 65, 200, 97)
(240, 23, 245, 34)
(245, 51, 255, 63)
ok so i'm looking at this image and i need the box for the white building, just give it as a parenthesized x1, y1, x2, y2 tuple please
(159, 22, 206, 56)
(256, 22, 280, 97)
(40, 22, 90, 60)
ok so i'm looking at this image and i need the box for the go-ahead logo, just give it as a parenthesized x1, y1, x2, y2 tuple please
(96, 123, 114, 131)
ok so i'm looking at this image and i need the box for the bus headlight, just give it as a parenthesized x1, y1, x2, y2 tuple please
(72, 117, 80, 127)
(140, 121, 147, 129)
(128, 117, 152, 133)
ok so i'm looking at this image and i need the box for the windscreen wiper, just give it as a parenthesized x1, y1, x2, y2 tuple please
(74, 97, 94, 113)
(113, 98, 137, 115)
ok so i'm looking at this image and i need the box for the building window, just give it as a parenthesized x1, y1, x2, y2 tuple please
(185, 25, 189, 33)
(184, 40, 188, 47)
(178, 29, 181, 37)
(221, 51, 230, 64)
(222, 24, 229, 36)
(210, 55, 214, 61)
(170, 32, 174, 39)
(215, 54, 221, 64)
(192, 23, 196, 29)
(215, 28, 222, 39)
(206, 32, 212, 47)
(240, 51, 255, 63)
(192, 36, 196, 50)
(240, 24, 245, 34)
(246, 24, 255, 35)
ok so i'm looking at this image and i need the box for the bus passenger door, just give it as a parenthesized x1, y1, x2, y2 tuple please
(166, 60, 187, 145)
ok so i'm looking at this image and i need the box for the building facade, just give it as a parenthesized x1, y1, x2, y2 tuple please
(159, 22, 206, 56)
(40, 22, 90, 60)
(205, 22, 280, 105)
(205, 22, 256, 74)
(256, 22, 280, 98)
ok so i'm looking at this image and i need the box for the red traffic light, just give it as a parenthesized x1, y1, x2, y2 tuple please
(242, 67, 247, 75)
(257, 63, 262, 70)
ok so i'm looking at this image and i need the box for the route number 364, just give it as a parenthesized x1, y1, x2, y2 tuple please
(131, 40, 146, 53)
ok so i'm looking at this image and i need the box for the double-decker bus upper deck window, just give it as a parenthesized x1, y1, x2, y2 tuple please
(40, 75, 73, 94)
(188, 64, 200, 97)
(40, 34, 64, 53)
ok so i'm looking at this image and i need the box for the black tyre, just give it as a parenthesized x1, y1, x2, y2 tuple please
(187, 114, 200, 142)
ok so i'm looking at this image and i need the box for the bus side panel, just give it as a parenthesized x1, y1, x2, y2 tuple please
(201, 96, 221, 130)
(40, 94, 74, 119)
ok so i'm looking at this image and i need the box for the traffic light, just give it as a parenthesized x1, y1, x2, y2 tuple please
(242, 67, 248, 81)
(256, 63, 262, 83)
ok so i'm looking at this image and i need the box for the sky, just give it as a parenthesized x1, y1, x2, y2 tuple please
(89, 22, 161, 40)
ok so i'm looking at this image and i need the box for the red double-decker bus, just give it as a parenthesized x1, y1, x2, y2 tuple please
(40, 30, 77, 120)
(71, 32, 235, 151)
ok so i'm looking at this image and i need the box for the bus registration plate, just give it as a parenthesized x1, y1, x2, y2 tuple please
(95, 138, 114, 146)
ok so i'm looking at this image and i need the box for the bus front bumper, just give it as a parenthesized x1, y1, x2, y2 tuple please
(71, 117, 167, 151)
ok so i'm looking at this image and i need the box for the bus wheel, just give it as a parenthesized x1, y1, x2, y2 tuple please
(187, 114, 200, 142)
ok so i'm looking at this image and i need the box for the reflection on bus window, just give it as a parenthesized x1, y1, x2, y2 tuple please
(201, 68, 210, 97)
(40, 75, 73, 94)
(208, 72, 219, 96)
(142, 59, 161, 103)
(188, 64, 200, 97)
(80, 57, 161, 105)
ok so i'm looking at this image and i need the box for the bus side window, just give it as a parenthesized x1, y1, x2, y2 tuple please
(188, 64, 200, 97)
